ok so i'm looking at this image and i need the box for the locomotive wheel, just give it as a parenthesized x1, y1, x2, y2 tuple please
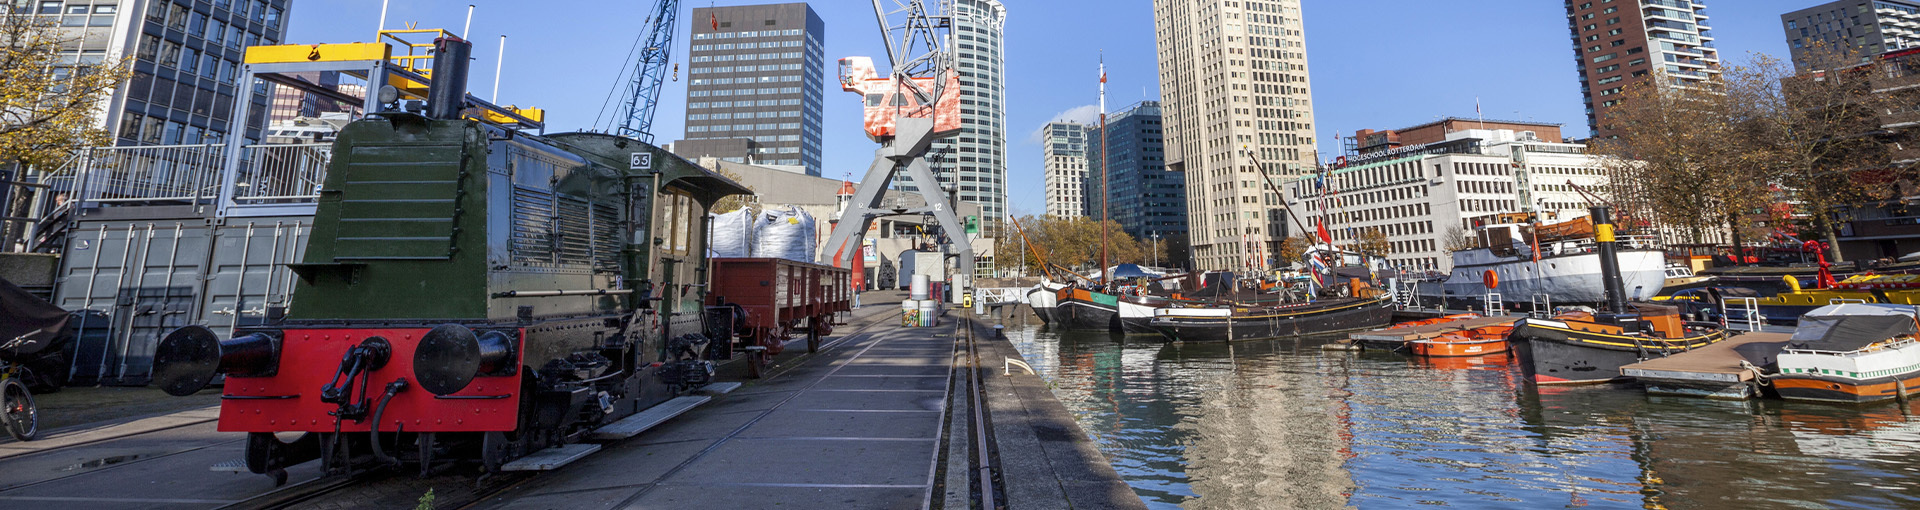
(481, 431, 512, 473)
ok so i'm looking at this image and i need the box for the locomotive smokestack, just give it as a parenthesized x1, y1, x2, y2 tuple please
(426, 36, 472, 120)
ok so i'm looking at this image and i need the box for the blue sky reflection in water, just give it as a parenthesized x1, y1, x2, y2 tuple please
(1007, 324, 1920, 509)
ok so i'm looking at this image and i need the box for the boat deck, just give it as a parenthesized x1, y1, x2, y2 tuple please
(1344, 316, 1520, 348)
(1620, 332, 1793, 400)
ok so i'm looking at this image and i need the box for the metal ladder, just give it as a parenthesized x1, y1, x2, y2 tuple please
(1484, 292, 1505, 316)
(1395, 280, 1423, 310)
(1530, 294, 1553, 318)
(1727, 297, 1765, 332)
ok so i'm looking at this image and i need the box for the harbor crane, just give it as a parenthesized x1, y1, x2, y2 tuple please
(604, 0, 680, 142)
(821, 0, 973, 300)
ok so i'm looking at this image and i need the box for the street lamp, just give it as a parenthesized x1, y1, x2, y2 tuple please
(1150, 232, 1160, 268)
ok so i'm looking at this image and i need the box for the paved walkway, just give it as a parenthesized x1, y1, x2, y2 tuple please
(478, 300, 958, 510)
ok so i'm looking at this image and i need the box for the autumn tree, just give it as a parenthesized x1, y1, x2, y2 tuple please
(1730, 42, 1914, 263)
(995, 215, 1146, 277)
(1277, 235, 1310, 266)
(707, 165, 757, 214)
(1593, 69, 1768, 246)
(1356, 228, 1390, 258)
(0, 10, 130, 248)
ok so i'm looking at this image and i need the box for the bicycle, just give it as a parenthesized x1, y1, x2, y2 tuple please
(0, 359, 37, 441)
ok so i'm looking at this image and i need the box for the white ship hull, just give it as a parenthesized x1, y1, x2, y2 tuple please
(1428, 249, 1667, 304)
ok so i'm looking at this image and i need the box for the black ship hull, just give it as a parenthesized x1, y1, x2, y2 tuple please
(1510, 320, 1728, 385)
(1149, 297, 1394, 342)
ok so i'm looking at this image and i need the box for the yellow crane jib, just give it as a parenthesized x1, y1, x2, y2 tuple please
(244, 43, 390, 64)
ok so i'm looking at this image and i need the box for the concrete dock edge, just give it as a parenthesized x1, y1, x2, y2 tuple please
(966, 314, 1147, 509)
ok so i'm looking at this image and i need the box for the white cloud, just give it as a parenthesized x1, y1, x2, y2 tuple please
(1024, 104, 1100, 144)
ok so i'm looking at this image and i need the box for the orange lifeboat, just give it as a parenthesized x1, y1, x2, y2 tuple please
(1389, 313, 1480, 329)
(1410, 324, 1515, 357)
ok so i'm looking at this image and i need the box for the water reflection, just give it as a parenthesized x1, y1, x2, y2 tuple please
(1005, 321, 1920, 509)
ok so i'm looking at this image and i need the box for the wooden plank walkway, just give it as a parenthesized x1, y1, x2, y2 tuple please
(1621, 332, 1794, 400)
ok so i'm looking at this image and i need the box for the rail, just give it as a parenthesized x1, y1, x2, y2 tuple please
(69, 143, 332, 206)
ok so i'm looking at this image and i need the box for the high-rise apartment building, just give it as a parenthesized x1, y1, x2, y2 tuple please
(679, 3, 825, 175)
(1782, 0, 1920, 70)
(1153, 0, 1320, 271)
(1095, 101, 1185, 244)
(27, 0, 291, 146)
(902, 0, 1006, 227)
(1042, 122, 1090, 218)
(1566, 0, 1720, 139)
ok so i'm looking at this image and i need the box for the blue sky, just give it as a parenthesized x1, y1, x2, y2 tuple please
(285, 0, 1807, 217)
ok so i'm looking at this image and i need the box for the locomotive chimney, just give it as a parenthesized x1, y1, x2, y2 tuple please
(426, 36, 472, 120)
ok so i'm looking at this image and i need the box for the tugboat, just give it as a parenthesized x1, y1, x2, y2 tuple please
(1772, 303, 1920, 404)
(1510, 206, 1731, 385)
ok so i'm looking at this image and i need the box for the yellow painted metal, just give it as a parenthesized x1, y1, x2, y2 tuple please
(377, 27, 456, 73)
(244, 43, 390, 64)
(1595, 224, 1616, 243)
(480, 107, 545, 124)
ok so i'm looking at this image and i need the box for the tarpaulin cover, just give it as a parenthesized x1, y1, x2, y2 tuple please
(1789, 304, 1919, 352)
(754, 206, 816, 263)
(709, 209, 755, 258)
(1112, 264, 1152, 279)
(0, 276, 71, 362)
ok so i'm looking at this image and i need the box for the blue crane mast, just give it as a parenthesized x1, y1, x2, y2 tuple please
(611, 0, 679, 142)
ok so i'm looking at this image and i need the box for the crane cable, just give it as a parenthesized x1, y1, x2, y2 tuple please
(593, 14, 657, 132)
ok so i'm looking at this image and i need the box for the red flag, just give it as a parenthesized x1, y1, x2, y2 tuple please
(711, 13, 718, 30)
(1316, 221, 1332, 245)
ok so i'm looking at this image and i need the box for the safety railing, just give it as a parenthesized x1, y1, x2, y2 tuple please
(974, 287, 1028, 304)
(68, 143, 332, 207)
(233, 143, 331, 203)
(69, 144, 225, 205)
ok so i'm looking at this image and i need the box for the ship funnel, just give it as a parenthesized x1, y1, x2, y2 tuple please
(1590, 206, 1628, 313)
(426, 36, 473, 120)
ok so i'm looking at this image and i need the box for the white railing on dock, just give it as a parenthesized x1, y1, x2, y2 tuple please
(1530, 294, 1553, 318)
(1484, 292, 1505, 316)
(975, 287, 1027, 304)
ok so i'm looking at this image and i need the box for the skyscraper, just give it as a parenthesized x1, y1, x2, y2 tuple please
(1153, 0, 1319, 271)
(1096, 101, 1184, 243)
(1566, 0, 1719, 139)
(679, 3, 825, 176)
(1042, 122, 1090, 218)
(1782, 0, 1920, 70)
(902, 0, 1006, 230)
(36, 0, 292, 146)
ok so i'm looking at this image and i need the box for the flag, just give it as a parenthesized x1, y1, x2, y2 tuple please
(1100, 66, 1107, 84)
(1316, 221, 1332, 245)
(711, 13, 719, 30)
(1475, 97, 1482, 116)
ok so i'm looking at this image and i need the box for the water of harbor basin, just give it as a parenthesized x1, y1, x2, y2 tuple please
(1007, 322, 1920, 509)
